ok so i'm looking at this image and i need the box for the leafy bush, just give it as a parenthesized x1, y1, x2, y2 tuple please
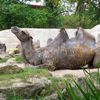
(1, 3, 48, 28)
(0, 1, 62, 30)
(60, 14, 95, 28)
(0, 0, 100, 30)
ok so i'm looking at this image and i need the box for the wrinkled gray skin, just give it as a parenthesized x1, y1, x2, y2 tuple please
(0, 43, 6, 54)
(15, 39, 40, 54)
(11, 26, 99, 70)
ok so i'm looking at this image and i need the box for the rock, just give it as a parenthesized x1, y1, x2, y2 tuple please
(91, 25, 100, 32)
(0, 53, 9, 58)
(27, 77, 51, 84)
(44, 89, 69, 100)
(13, 49, 20, 54)
(97, 34, 100, 42)
(90, 25, 100, 42)
(0, 93, 6, 100)
(45, 93, 58, 100)
(6, 58, 16, 65)
(77, 77, 86, 89)
(0, 43, 6, 54)
(0, 65, 23, 74)
(8, 49, 20, 56)
(0, 77, 50, 98)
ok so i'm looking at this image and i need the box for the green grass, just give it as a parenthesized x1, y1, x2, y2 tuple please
(0, 61, 99, 100)
(0, 67, 53, 100)
(14, 55, 26, 63)
(0, 56, 11, 63)
(0, 68, 51, 87)
(0, 67, 68, 100)
(0, 55, 26, 63)
(57, 69, 100, 100)
(7, 95, 24, 100)
(39, 75, 75, 98)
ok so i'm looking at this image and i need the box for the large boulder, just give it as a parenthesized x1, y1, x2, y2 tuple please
(98, 34, 100, 42)
(0, 64, 23, 74)
(0, 77, 50, 99)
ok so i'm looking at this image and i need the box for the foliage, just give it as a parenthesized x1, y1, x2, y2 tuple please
(0, 68, 50, 81)
(15, 55, 26, 63)
(61, 14, 95, 28)
(0, 0, 100, 30)
(0, 56, 11, 63)
(0, 0, 62, 30)
(0, 63, 99, 99)
(0, 57, 8, 63)
(57, 69, 100, 100)
(0, 3, 48, 29)
(0, 68, 51, 100)
(67, 0, 100, 26)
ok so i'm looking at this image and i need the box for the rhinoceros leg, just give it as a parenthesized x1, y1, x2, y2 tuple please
(93, 47, 100, 67)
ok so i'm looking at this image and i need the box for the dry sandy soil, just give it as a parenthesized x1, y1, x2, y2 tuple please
(50, 68, 100, 78)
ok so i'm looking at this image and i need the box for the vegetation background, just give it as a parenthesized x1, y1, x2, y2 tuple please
(0, 1, 100, 99)
(0, 0, 100, 30)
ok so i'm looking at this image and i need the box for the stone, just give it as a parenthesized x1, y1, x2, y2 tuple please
(0, 77, 51, 98)
(0, 43, 6, 54)
(0, 93, 6, 100)
(97, 34, 100, 42)
(8, 49, 20, 56)
(0, 65, 23, 74)
(6, 58, 16, 65)
(44, 93, 58, 100)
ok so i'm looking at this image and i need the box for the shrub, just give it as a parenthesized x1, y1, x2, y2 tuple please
(0, 2, 62, 30)
(60, 14, 95, 28)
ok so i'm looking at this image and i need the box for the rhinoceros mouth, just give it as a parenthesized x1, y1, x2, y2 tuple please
(11, 26, 20, 34)
(11, 26, 32, 42)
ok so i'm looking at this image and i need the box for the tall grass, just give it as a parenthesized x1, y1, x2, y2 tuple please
(57, 68, 100, 100)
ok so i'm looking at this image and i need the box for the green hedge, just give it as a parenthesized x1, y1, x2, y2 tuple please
(0, 2, 100, 30)
(60, 14, 99, 29)
(0, 3, 61, 30)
